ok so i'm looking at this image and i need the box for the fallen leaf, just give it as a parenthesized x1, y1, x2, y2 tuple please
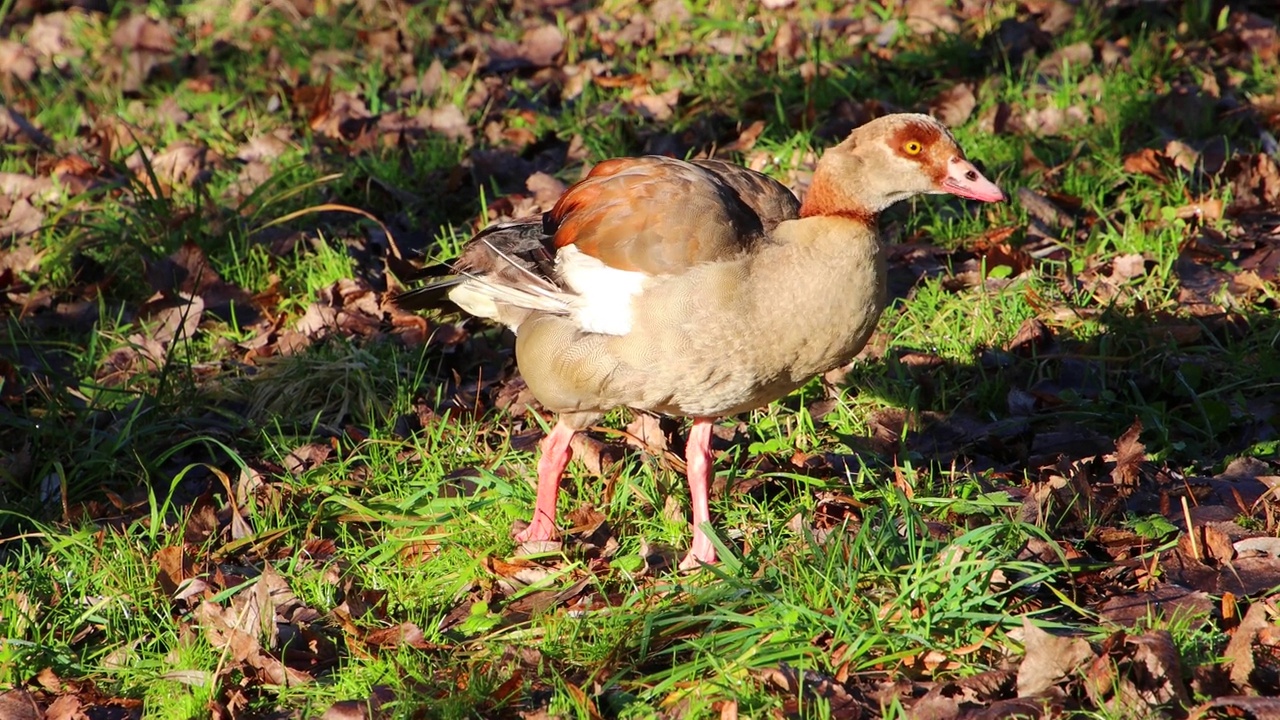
(1112, 631, 1191, 709)
(1023, 105, 1088, 136)
(525, 171, 566, 209)
(43, 694, 82, 720)
(627, 87, 680, 122)
(0, 198, 45, 238)
(1017, 188, 1073, 230)
(138, 292, 205, 344)
(1190, 696, 1280, 719)
(1122, 148, 1172, 182)
(417, 104, 473, 144)
(0, 690, 40, 720)
(624, 413, 669, 456)
(1225, 602, 1272, 689)
(1228, 11, 1279, 62)
(929, 83, 976, 127)
(127, 141, 213, 194)
(1005, 317, 1054, 357)
(1110, 419, 1145, 486)
(1110, 254, 1147, 282)
(284, 442, 333, 476)
(718, 120, 766, 154)
(364, 622, 435, 650)
(1016, 618, 1097, 697)
(489, 24, 564, 70)
(0, 41, 37, 83)
(320, 686, 395, 720)
(155, 545, 196, 598)
(905, 0, 961, 35)
(1036, 41, 1092, 78)
(112, 14, 176, 53)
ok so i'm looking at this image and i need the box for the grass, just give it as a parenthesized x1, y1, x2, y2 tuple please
(3, 0, 1279, 716)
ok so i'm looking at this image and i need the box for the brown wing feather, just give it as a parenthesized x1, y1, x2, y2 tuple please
(691, 158, 800, 233)
(392, 219, 557, 311)
(398, 156, 801, 312)
(547, 156, 772, 275)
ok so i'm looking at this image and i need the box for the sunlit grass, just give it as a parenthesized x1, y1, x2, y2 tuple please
(2, 0, 1278, 715)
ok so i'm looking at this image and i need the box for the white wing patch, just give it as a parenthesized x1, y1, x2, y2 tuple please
(557, 245, 647, 336)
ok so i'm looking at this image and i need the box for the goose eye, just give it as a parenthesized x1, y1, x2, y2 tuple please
(904, 140, 923, 155)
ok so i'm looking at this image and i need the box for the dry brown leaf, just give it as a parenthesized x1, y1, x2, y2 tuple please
(624, 413, 669, 456)
(1110, 253, 1147, 282)
(905, 0, 961, 35)
(1235, 536, 1280, 558)
(309, 91, 373, 140)
(43, 694, 84, 720)
(1110, 419, 1145, 486)
(627, 87, 680, 122)
(26, 12, 81, 60)
(1006, 317, 1054, 357)
(1229, 11, 1279, 62)
(1226, 153, 1280, 211)
(929, 83, 977, 128)
(489, 24, 564, 70)
(977, 241, 1034, 278)
(718, 120, 766, 154)
(977, 102, 1022, 135)
(295, 301, 338, 339)
(110, 15, 177, 91)
(195, 599, 260, 667)
(112, 14, 176, 53)
(1023, 105, 1087, 136)
(320, 687, 395, 720)
(145, 241, 256, 323)
(1122, 148, 1171, 181)
(364, 622, 435, 649)
(913, 670, 1019, 719)
(284, 442, 333, 476)
(1090, 631, 1191, 710)
(1016, 618, 1097, 696)
(526, 171, 567, 208)
(155, 545, 195, 598)
(0, 41, 37, 83)
(704, 33, 752, 57)
(0, 690, 40, 720)
(1164, 139, 1200, 173)
(1017, 188, 1072, 229)
(417, 104, 473, 144)
(126, 141, 212, 195)
(1036, 41, 1093, 78)
(0, 198, 45, 238)
(50, 155, 99, 196)
(1191, 696, 1280, 719)
(1225, 602, 1272, 689)
(1098, 585, 1215, 626)
(569, 433, 623, 476)
(520, 25, 565, 66)
(0, 171, 55, 200)
(237, 130, 294, 163)
(138, 292, 205, 344)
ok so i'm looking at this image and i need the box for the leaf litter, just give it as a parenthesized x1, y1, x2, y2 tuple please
(2, 0, 1280, 717)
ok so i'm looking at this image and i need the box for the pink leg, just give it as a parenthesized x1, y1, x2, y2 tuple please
(513, 421, 576, 543)
(679, 418, 717, 570)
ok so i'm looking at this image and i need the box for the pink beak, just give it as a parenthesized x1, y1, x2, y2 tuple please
(941, 157, 1005, 203)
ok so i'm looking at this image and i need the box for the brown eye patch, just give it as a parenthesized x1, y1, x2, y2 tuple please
(890, 120, 954, 183)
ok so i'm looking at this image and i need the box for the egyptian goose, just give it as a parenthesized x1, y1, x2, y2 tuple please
(398, 113, 1004, 569)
